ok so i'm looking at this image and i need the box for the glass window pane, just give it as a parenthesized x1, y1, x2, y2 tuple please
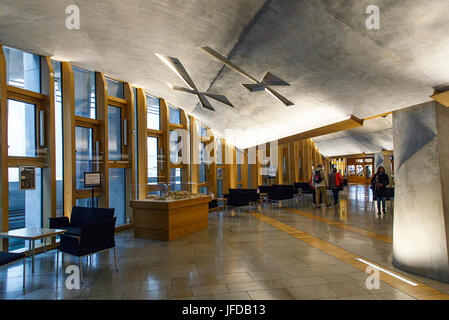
(106, 77, 124, 99)
(76, 197, 98, 208)
(75, 126, 94, 189)
(8, 167, 42, 251)
(216, 139, 222, 165)
(146, 94, 160, 130)
(200, 187, 208, 195)
(198, 123, 207, 137)
(109, 168, 126, 225)
(170, 168, 181, 191)
(169, 130, 179, 163)
(7, 99, 36, 157)
(169, 105, 181, 124)
(217, 178, 223, 198)
(199, 143, 206, 182)
(108, 106, 122, 160)
(73, 66, 96, 119)
(3, 46, 40, 93)
(53, 60, 64, 217)
(147, 136, 158, 185)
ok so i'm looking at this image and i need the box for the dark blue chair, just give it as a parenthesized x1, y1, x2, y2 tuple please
(57, 217, 117, 283)
(49, 206, 115, 236)
(0, 252, 26, 288)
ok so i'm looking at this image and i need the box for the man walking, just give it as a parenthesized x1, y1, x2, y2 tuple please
(312, 164, 331, 208)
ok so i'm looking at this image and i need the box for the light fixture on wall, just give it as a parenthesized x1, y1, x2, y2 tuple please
(155, 53, 234, 111)
(200, 46, 294, 107)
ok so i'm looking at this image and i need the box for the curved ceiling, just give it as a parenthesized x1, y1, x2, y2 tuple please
(1, 0, 448, 152)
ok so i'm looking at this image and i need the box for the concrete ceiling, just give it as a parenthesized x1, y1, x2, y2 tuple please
(313, 115, 393, 157)
(1, 0, 448, 152)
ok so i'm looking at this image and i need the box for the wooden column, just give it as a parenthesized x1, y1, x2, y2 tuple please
(180, 110, 190, 191)
(159, 99, 169, 186)
(249, 146, 258, 189)
(136, 88, 147, 199)
(276, 144, 283, 185)
(124, 83, 135, 219)
(242, 149, 249, 189)
(189, 116, 199, 193)
(41, 57, 56, 227)
(62, 62, 76, 215)
(0, 46, 8, 250)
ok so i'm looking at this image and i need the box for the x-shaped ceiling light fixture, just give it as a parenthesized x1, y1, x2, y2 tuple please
(200, 46, 294, 107)
(155, 53, 234, 111)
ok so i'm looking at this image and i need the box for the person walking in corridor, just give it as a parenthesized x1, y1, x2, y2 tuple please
(313, 164, 331, 208)
(329, 168, 343, 206)
(371, 166, 390, 216)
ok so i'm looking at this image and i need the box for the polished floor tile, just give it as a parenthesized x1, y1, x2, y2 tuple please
(1, 185, 449, 300)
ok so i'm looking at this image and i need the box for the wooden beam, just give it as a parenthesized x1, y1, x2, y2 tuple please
(431, 90, 449, 107)
(124, 82, 135, 220)
(364, 112, 392, 121)
(278, 116, 364, 145)
(159, 99, 169, 186)
(189, 116, 199, 193)
(40, 57, 56, 227)
(136, 88, 147, 199)
(62, 62, 76, 215)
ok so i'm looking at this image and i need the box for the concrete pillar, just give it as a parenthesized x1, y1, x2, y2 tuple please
(392, 101, 449, 283)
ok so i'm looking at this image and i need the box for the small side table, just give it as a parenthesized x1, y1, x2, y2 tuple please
(0, 228, 66, 273)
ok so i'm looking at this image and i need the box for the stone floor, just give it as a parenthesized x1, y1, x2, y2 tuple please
(1, 185, 449, 300)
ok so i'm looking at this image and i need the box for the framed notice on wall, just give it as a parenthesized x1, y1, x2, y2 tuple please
(84, 172, 102, 188)
(19, 166, 36, 191)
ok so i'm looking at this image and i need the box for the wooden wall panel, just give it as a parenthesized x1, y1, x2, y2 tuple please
(62, 62, 76, 215)
(41, 57, 56, 227)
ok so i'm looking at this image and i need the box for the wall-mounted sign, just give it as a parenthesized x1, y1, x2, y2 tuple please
(84, 172, 102, 188)
(19, 166, 36, 191)
(217, 167, 223, 180)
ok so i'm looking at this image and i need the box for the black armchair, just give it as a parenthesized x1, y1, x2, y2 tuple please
(57, 217, 117, 283)
(49, 206, 115, 236)
(0, 252, 26, 288)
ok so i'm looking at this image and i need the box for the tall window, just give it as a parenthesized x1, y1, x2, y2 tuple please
(7, 100, 36, 157)
(147, 137, 158, 185)
(109, 168, 126, 225)
(237, 149, 242, 185)
(75, 126, 94, 190)
(4, 47, 43, 251)
(73, 66, 96, 119)
(169, 104, 181, 124)
(146, 94, 160, 130)
(8, 168, 42, 251)
(3, 46, 40, 93)
(108, 105, 122, 160)
(53, 60, 64, 217)
(199, 142, 206, 183)
(106, 77, 124, 99)
(169, 130, 179, 163)
(170, 168, 181, 191)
